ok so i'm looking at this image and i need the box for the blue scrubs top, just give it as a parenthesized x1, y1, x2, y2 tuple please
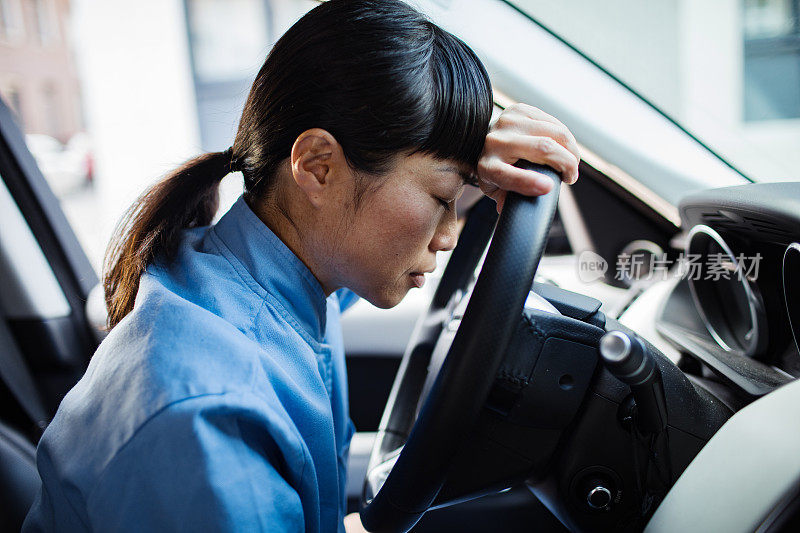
(23, 196, 359, 532)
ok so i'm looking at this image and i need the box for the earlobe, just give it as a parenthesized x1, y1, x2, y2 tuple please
(290, 129, 341, 208)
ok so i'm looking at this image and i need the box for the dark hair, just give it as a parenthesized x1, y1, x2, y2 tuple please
(104, 0, 493, 329)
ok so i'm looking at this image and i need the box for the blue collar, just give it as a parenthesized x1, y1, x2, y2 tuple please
(212, 196, 329, 342)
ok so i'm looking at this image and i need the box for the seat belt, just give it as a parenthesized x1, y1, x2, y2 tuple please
(0, 317, 49, 433)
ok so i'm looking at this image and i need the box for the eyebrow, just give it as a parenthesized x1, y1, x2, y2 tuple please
(437, 165, 479, 187)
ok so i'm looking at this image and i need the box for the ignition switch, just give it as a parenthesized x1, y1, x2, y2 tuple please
(585, 479, 613, 510)
(569, 466, 622, 513)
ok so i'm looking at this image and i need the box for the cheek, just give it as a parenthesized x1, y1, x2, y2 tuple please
(381, 197, 438, 256)
(350, 195, 438, 273)
(395, 198, 432, 230)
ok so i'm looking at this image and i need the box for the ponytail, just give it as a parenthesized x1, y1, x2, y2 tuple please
(103, 149, 236, 329)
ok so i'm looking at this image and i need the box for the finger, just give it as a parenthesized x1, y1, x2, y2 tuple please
(479, 188, 506, 214)
(477, 176, 499, 198)
(524, 122, 581, 168)
(505, 103, 564, 129)
(480, 159, 555, 196)
(495, 189, 507, 214)
(486, 133, 579, 185)
(494, 111, 581, 166)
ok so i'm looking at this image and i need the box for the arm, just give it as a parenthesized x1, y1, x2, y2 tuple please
(85, 393, 309, 532)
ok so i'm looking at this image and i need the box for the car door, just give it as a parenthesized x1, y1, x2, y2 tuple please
(0, 97, 98, 439)
(0, 96, 102, 529)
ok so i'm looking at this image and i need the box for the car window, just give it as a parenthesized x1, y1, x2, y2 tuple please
(1, 0, 759, 275)
(510, 0, 800, 183)
(0, 0, 315, 270)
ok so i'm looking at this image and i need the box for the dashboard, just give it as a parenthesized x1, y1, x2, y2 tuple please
(656, 182, 800, 406)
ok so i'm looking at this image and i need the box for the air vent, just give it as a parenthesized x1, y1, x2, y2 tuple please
(700, 211, 793, 242)
(742, 215, 792, 234)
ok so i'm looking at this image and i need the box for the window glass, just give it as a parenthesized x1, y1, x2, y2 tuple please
(187, 0, 271, 84)
(743, 0, 800, 121)
(0, 0, 24, 42)
(1, 83, 23, 123)
(511, 0, 800, 182)
(0, 0, 314, 270)
(32, 0, 58, 45)
(744, 0, 796, 38)
(185, 0, 272, 151)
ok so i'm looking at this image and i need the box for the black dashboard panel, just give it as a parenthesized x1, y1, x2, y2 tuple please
(658, 182, 800, 401)
(569, 162, 678, 287)
(680, 182, 800, 243)
(785, 244, 800, 356)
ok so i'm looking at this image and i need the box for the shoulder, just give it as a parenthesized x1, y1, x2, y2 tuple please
(108, 273, 267, 395)
(38, 278, 277, 485)
(92, 275, 270, 410)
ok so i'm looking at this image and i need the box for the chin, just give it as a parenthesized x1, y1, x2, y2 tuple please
(363, 286, 408, 310)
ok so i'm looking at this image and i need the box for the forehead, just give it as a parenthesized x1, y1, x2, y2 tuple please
(396, 152, 473, 186)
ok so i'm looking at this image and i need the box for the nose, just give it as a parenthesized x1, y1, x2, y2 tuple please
(429, 211, 458, 252)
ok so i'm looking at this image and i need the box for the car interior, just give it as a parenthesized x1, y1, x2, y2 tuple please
(2, 1, 800, 532)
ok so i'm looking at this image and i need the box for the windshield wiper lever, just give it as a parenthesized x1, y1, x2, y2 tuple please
(599, 330, 667, 434)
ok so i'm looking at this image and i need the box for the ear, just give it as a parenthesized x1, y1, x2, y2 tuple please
(290, 128, 348, 208)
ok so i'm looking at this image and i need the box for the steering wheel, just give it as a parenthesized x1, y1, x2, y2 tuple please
(360, 163, 562, 532)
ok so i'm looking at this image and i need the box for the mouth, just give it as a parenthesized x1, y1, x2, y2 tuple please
(409, 266, 436, 289)
(409, 272, 426, 288)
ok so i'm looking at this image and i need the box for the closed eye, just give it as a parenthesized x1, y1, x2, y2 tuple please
(436, 197, 453, 212)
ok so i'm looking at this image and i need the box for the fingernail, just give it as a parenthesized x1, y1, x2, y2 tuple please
(535, 175, 553, 193)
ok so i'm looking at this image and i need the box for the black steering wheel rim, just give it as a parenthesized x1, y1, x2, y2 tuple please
(360, 163, 562, 533)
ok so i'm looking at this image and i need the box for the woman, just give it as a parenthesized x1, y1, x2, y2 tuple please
(24, 1, 579, 531)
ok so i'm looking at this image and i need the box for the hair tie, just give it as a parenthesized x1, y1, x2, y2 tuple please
(223, 147, 242, 172)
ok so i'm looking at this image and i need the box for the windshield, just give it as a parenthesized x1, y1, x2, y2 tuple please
(510, 0, 800, 183)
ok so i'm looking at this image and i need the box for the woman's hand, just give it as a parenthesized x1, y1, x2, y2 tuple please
(344, 512, 369, 533)
(477, 103, 581, 213)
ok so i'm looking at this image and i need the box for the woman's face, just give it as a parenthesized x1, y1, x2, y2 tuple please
(322, 153, 468, 308)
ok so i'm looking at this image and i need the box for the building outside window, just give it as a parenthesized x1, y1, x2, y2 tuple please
(42, 81, 59, 136)
(511, 0, 800, 181)
(184, 0, 272, 152)
(0, 0, 79, 142)
(744, 0, 800, 121)
(0, 0, 24, 42)
(32, 0, 58, 45)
